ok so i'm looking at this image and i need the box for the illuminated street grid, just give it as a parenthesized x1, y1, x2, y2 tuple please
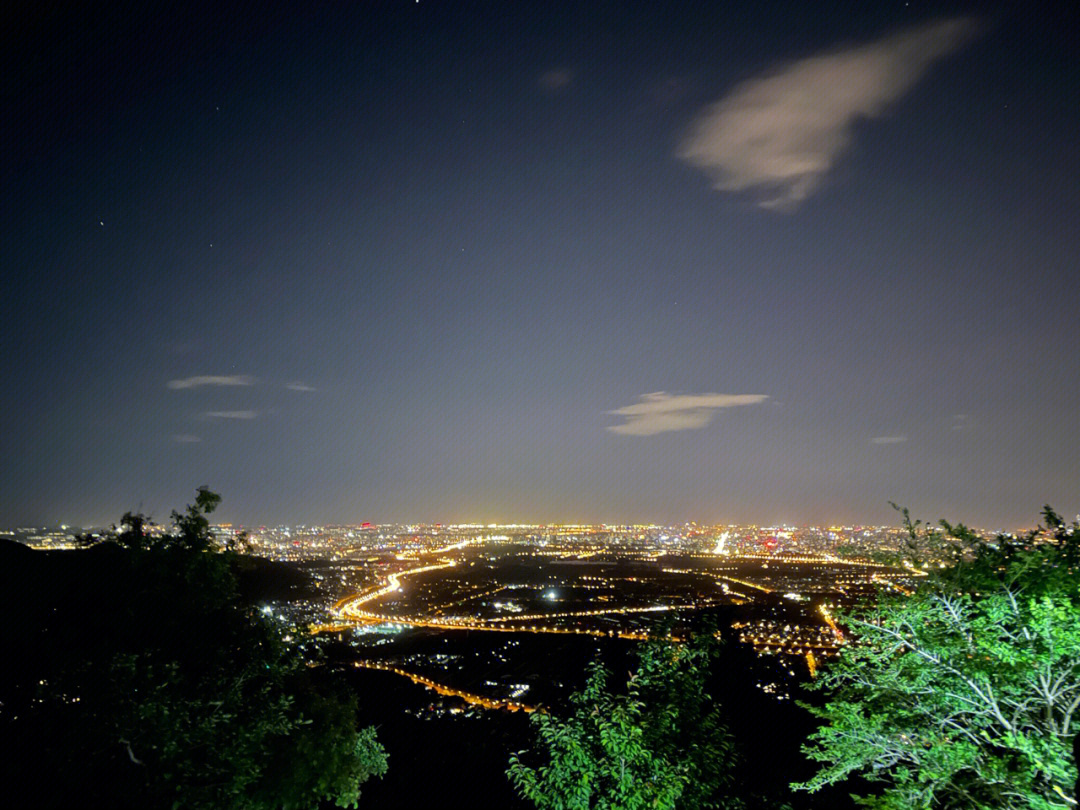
(325, 535, 920, 662)
(10, 521, 926, 711)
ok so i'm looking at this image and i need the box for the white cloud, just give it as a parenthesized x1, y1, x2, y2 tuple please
(286, 382, 317, 392)
(871, 435, 908, 445)
(677, 17, 980, 210)
(951, 414, 972, 431)
(167, 375, 254, 390)
(607, 392, 768, 436)
(204, 410, 259, 420)
(172, 434, 202, 443)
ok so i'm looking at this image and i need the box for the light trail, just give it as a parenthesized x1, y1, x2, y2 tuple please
(742, 640, 841, 652)
(819, 603, 845, 643)
(352, 661, 536, 712)
(714, 575, 774, 593)
(329, 549, 888, 648)
(332, 609, 657, 640)
(396, 536, 488, 559)
(686, 552, 898, 567)
(331, 555, 677, 640)
(333, 559, 457, 615)
(486, 604, 694, 623)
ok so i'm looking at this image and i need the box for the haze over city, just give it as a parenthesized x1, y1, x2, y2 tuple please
(4, 0, 1077, 530)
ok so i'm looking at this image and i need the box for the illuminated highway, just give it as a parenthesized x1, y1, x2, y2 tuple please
(332, 559, 457, 614)
(330, 555, 680, 640)
(327, 550, 901, 652)
(332, 610, 657, 641)
(819, 603, 844, 643)
(486, 604, 693, 624)
(352, 661, 536, 713)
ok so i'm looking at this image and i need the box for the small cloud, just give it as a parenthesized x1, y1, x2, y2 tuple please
(286, 382, 316, 392)
(172, 434, 202, 443)
(676, 17, 981, 211)
(951, 414, 973, 431)
(204, 410, 258, 420)
(607, 392, 768, 436)
(167, 375, 254, 390)
(871, 435, 908, 445)
(538, 68, 574, 92)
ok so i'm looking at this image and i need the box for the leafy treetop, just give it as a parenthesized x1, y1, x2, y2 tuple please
(795, 508, 1080, 810)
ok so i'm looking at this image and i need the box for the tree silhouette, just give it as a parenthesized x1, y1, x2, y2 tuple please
(1, 489, 386, 809)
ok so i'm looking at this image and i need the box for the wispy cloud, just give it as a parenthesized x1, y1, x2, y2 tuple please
(172, 434, 202, 443)
(871, 435, 908, 445)
(286, 382, 316, 392)
(167, 375, 254, 390)
(607, 392, 768, 436)
(538, 68, 574, 92)
(677, 17, 981, 210)
(204, 410, 259, 420)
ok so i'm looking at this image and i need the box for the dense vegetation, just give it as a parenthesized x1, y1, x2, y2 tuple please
(0, 489, 385, 809)
(508, 629, 742, 810)
(796, 508, 1080, 809)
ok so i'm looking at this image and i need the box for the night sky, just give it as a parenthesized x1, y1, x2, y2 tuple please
(4, 1, 1078, 529)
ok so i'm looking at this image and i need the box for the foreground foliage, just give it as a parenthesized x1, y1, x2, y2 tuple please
(508, 630, 742, 810)
(796, 508, 1080, 809)
(1, 488, 386, 809)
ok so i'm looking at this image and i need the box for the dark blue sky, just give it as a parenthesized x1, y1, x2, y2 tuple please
(4, 1, 1078, 529)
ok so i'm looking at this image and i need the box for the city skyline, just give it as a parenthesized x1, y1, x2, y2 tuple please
(4, 1, 1078, 530)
